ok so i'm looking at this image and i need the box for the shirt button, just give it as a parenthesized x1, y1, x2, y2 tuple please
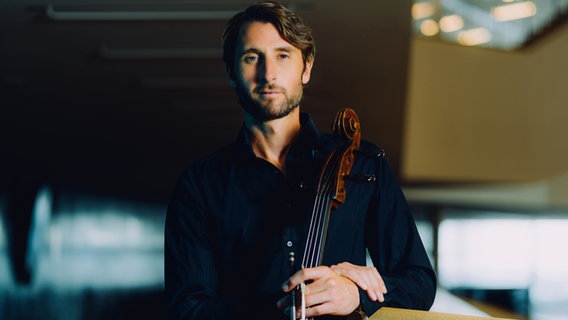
(286, 241, 293, 247)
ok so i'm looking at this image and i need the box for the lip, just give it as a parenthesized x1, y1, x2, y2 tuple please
(255, 86, 282, 95)
(257, 90, 282, 97)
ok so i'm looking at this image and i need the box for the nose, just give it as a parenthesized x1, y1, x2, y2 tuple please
(258, 57, 277, 83)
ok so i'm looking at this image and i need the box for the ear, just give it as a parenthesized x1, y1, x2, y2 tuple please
(301, 58, 314, 85)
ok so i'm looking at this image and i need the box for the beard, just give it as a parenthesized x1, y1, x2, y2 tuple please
(236, 82, 304, 122)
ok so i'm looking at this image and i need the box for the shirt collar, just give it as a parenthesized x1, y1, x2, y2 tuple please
(234, 112, 321, 161)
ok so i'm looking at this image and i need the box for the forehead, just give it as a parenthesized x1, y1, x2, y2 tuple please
(236, 21, 295, 50)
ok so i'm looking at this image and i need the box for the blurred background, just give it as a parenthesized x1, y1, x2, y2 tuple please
(1, 0, 567, 319)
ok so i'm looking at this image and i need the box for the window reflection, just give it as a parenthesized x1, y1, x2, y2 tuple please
(1, 188, 166, 319)
(437, 208, 568, 318)
(0, 198, 11, 287)
(34, 191, 166, 289)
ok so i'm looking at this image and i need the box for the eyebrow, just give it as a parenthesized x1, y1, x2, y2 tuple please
(240, 48, 262, 56)
(240, 46, 296, 56)
(275, 46, 294, 53)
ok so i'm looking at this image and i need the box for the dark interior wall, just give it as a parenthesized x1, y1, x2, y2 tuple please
(305, 1, 412, 176)
(1, 1, 412, 203)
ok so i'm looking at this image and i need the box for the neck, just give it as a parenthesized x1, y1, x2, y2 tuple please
(244, 108, 301, 173)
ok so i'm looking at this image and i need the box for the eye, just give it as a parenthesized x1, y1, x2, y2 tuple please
(278, 53, 290, 60)
(243, 55, 259, 64)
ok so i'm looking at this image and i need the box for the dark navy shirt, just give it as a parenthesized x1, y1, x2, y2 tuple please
(164, 113, 436, 320)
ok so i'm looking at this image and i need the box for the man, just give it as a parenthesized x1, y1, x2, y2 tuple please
(164, 2, 436, 319)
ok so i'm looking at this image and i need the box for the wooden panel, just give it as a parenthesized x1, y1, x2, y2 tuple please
(370, 307, 514, 320)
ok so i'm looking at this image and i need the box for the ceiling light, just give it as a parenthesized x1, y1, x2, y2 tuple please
(45, 4, 237, 21)
(458, 28, 492, 46)
(439, 14, 464, 33)
(491, 1, 537, 22)
(420, 19, 440, 36)
(412, 2, 436, 20)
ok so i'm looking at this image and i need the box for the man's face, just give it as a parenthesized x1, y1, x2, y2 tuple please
(231, 21, 313, 122)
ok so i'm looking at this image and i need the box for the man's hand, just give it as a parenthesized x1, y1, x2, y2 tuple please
(331, 262, 387, 303)
(278, 266, 360, 318)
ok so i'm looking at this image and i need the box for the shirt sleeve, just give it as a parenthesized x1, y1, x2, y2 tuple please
(361, 156, 437, 315)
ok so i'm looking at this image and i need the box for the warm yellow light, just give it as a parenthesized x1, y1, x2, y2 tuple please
(458, 28, 492, 46)
(491, 1, 537, 22)
(412, 2, 435, 20)
(439, 14, 464, 33)
(420, 19, 439, 36)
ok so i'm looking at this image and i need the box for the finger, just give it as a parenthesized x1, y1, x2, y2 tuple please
(361, 267, 383, 292)
(367, 286, 378, 301)
(377, 290, 385, 302)
(351, 266, 374, 291)
(371, 268, 387, 294)
(334, 265, 385, 302)
(300, 275, 339, 308)
(350, 268, 375, 300)
(282, 266, 329, 292)
(302, 288, 339, 317)
(371, 270, 387, 302)
(365, 268, 386, 302)
(368, 285, 384, 302)
(282, 269, 306, 292)
(303, 304, 327, 318)
(331, 263, 368, 290)
(330, 262, 356, 277)
(303, 282, 359, 317)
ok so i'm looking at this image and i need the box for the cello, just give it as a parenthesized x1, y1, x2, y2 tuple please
(291, 107, 361, 320)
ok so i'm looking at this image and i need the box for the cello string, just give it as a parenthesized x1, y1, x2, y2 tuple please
(303, 154, 339, 267)
(302, 151, 334, 267)
(304, 187, 328, 267)
(312, 161, 336, 266)
(303, 192, 321, 267)
(303, 165, 331, 267)
(303, 184, 325, 266)
(313, 157, 338, 266)
(312, 197, 331, 267)
(304, 161, 332, 267)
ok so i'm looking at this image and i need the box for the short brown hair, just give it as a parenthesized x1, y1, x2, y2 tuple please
(222, 1, 316, 80)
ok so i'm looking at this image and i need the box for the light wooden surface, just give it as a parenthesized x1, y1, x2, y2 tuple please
(369, 307, 514, 320)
